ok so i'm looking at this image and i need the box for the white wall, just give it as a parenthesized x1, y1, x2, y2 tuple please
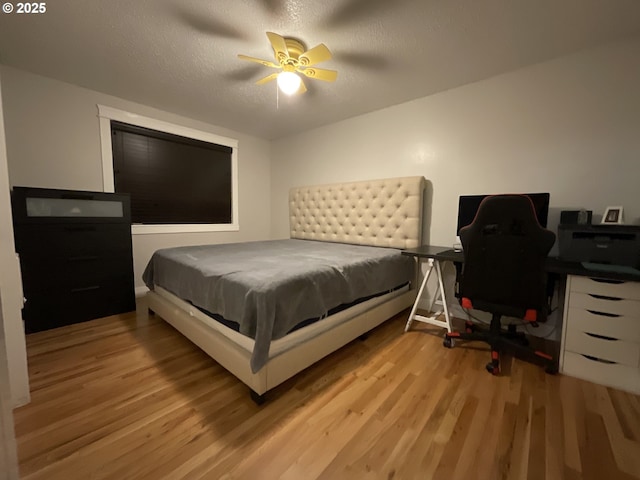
(1, 66, 272, 289)
(271, 37, 640, 247)
(0, 72, 30, 410)
(0, 294, 19, 479)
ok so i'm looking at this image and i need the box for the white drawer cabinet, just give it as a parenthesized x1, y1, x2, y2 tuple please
(562, 352, 640, 393)
(569, 275, 640, 300)
(560, 275, 640, 394)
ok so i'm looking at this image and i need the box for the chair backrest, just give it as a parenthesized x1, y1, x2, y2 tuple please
(459, 194, 556, 319)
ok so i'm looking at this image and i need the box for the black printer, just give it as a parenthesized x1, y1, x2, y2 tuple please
(558, 224, 640, 267)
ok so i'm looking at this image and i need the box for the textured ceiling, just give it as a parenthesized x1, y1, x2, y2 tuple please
(1, 0, 640, 139)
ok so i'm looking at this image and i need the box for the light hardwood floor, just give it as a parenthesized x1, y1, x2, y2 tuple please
(14, 302, 640, 480)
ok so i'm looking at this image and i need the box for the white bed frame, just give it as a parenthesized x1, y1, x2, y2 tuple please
(147, 176, 426, 400)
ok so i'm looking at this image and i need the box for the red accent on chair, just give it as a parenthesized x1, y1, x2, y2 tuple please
(524, 309, 537, 322)
(461, 297, 473, 309)
(491, 351, 499, 360)
(448, 332, 461, 337)
(535, 351, 553, 360)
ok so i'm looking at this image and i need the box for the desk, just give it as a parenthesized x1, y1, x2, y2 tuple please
(402, 245, 640, 394)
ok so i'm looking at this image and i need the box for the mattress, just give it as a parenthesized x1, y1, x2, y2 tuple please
(142, 239, 414, 372)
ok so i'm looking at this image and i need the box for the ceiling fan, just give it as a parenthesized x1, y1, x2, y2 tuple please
(238, 32, 338, 95)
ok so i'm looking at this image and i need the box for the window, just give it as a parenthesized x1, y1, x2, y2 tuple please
(98, 105, 238, 234)
(111, 121, 232, 225)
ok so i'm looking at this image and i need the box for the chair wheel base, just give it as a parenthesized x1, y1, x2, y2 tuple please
(486, 362, 500, 375)
(443, 336, 454, 348)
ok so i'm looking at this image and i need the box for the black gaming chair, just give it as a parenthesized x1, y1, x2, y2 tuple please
(443, 194, 556, 374)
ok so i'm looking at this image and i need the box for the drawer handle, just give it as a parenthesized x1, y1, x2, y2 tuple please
(589, 278, 625, 285)
(584, 332, 618, 341)
(588, 294, 622, 301)
(586, 309, 620, 318)
(67, 256, 99, 262)
(70, 285, 100, 293)
(64, 226, 97, 232)
(581, 354, 617, 365)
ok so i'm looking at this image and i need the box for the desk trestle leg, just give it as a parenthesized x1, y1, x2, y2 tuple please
(404, 259, 453, 333)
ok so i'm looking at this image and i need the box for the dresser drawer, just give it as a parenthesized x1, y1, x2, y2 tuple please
(565, 327, 640, 367)
(566, 307, 640, 342)
(562, 351, 640, 394)
(569, 291, 640, 318)
(20, 255, 134, 293)
(23, 278, 135, 333)
(14, 224, 132, 258)
(570, 276, 640, 301)
(23, 275, 134, 309)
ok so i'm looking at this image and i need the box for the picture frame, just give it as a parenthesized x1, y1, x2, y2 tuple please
(601, 206, 624, 225)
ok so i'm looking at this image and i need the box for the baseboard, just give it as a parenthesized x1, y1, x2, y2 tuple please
(12, 392, 30, 409)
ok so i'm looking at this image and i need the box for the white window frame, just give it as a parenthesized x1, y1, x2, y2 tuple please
(97, 105, 239, 234)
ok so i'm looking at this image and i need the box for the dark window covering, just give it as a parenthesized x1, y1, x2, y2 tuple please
(111, 121, 233, 225)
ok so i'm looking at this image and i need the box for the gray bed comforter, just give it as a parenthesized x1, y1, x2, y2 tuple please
(142, 239, 414, 372)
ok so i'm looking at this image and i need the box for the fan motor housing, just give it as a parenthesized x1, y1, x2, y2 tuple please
(280, 38, 307, 67)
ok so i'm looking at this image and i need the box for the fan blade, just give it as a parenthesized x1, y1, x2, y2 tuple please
(338, 51, 389, 70)
(258, 0, 284, 15)
(298, 43, 332, 67)
(266, 32, 288, 60)
(256, 73, 279, 85)
(172, 5, 247, 40)
(223, 65, 264, 82)
(238, 54, 279, 69)
(323, 0, 402, 28)
(299, 67, 338, 82)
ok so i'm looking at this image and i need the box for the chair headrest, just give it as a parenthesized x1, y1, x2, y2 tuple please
(465, 194, 543, 235)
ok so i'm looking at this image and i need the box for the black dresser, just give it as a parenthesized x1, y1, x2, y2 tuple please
(11, 187, 136, 333)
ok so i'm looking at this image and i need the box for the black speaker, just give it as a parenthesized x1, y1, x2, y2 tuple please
(560, 210, 592, 225)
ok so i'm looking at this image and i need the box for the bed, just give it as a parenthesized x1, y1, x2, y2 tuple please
(144, 176, 426, 402)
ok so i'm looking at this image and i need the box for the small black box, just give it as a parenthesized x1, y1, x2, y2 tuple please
(560, 210, 592, 225)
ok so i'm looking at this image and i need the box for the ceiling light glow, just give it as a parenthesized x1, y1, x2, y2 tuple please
(277, 71, 301, 95)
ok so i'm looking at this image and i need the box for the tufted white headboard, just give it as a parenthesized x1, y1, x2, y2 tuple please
(289, 176, 426, 249)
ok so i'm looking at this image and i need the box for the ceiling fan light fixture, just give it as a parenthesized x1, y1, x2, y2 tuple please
(277, 71, 301, 95)
(238, 32, 336, 95)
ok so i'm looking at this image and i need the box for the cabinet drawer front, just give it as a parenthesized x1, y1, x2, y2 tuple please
(20, 256, 134, 293)
(11, 187, 131, 224)
(570, 276, 640, 301)
(565, 328, 640, 366)
(23, 276, 134, 308)
(567, 307, 640, 342)
(23, 279, 135, 333)
(569, 291, 640, 318)
(14, 224, 132, 257)
(562, 351, 640, 394)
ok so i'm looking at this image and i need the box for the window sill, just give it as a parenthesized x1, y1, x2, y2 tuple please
(132, 223, 240, 235)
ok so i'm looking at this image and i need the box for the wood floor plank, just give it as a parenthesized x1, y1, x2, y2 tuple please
(460, 371, 507, 479)
(560, 376, 586, 475)
(544, 374, 566, 480)
(608, 388, 640, 441)
(13, 301, 640, 480)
